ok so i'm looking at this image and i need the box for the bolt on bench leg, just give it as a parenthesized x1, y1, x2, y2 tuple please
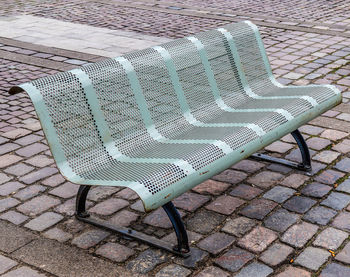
(251, 129, 312, 172)
(75, 185, 190, 257)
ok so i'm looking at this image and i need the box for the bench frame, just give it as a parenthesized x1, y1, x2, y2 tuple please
(75, 128, 311, 257)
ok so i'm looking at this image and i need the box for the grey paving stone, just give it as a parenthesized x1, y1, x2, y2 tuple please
(303, 206, 337, 225)
(187, 210, 225, 234)
(295, 247, 330, 271)
(336, 242, 350, 264)
(334, 157, 350, 172)
(44, 227, 73, 242)
(230, 184, 263, 200)
(25, 212, 63, 232)
(173, 192, 210, 212)
(96, 242, 135, 262)
(281, 222, 318, 248)
(0, 211, 28, 225)
(197, 232, 235, 255)
(260, 242, 293, 266)
(212, 169, 247, 184)
(332, 212, 350, 231)
(0, 255, 17, 274)
(19, 167, 58, 184)
(301, 182, 332, 198)
(175, 247, 208, 269)
(222, 216, 255, 237)
(14, 185, 46, 201)
(263, 186, 295, 203)
(336, 179, 350, 193)
(0, 182, 25, 196)
(72, 229, 110, 249)
(206, 195, 245, 215)
(264, 208, 300, 232)
(313, 227, 348, 250)
(89, 198, 129, 215)
(0, 173, 12, 185)
(87, 186, 120, 201)
(0, 220, 37, 253)
(214, 247, 254, 272)
(238, 226, 277, 253)
(126, 249, 167, 274)
(12, 238, 132, 277)
(49, 182, 79, 198)
(0, 198, 20, 212)
(155, 264, 191, 277)
(239, 198, 277, 220)
(4, 163, 34, 176)
(321, 192, 350, 210)
(320, 263, 350, 277)
(2, 266, 46, 277)
(283, 196, 316, 213)
(17, 195, 60, 215)
(194, 266, 229, 277)
(235, 262, 273, 277)
(275, 265, 311, 277)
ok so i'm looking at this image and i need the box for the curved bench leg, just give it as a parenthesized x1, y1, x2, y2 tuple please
(75, 185, 190, 257)
(163, 202, 190, 254)
(251, 129, 312, 172)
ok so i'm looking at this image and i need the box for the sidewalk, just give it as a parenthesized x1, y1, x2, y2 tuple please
(0, 1, 350, 276)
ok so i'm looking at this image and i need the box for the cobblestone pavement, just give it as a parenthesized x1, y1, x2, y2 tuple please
(0, 0, 350, 276)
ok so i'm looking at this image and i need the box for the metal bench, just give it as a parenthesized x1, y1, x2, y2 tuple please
(9, 21, 341, 257)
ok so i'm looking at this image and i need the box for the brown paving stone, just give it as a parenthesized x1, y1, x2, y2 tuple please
(260, 242, 293, 266)
(313, 227, 348, 250)
(109, 210, 139, 227)
(281, 221, 318, 248)
(265, 141, 294, 153)
(192, 180, 230, 195)
(197, 232, 235, 255)
(205, 195, 245, 215)
(212, 169, 247, 184)
(96, 242, 135, 262)
(314, 169, 345, 185)
(0, 220, 37, 253)
(276, 266, 311, 277)
(312, 150, 340, 163)
(89, 198, 129, 215)
(214, 247, 254, 273)
(299, 125, 324, 135)
(238, 226, 277, 253)
(333, 139, 350, 153)
(321, 129, 348, 141)
(231, 159, 265, 173)
(173, 192, 210, 211)
(307, 137, 331, 150)
(230, 184, 262, 200)
(163, 230, 202, 245)
(13, 238, 132, 277)
(17, 195, 60, 215)
(332, 212, 350, 231)
(0, 154, 22, 168)
(143, 208, 185, 228)
(239, 198, 277, 220)
(247, 171, 284, 188)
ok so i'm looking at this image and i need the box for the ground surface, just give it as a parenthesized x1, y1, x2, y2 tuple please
(0, 0, 350, 276)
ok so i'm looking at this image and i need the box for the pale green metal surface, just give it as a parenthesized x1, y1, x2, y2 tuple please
(12, 21, 341, 211)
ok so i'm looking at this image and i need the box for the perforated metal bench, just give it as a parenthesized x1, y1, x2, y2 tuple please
(10, 21, 341, 257)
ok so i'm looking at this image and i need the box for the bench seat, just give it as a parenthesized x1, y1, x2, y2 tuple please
(10, 21, 341, 213)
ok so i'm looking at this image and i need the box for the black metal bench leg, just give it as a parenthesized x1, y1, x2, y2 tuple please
(75, 185, 191, 257)
(163, 202, 190, 254)
(251, 129, 312, 172)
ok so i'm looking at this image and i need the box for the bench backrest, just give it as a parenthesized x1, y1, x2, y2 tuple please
(12, 21, 272, 178)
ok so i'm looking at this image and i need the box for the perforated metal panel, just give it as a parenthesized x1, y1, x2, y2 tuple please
(13, 21, 341, 211)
